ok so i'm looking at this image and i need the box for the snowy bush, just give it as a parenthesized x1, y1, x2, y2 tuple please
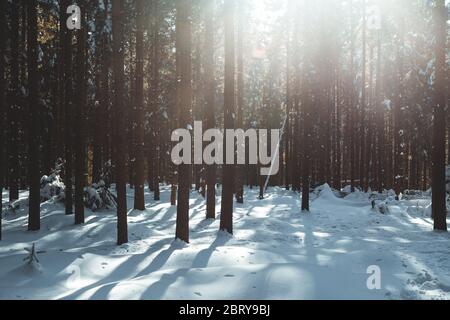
(84, 161, 117, 211)
(40, 160, 65, 203)
(84, 180, 117, 211)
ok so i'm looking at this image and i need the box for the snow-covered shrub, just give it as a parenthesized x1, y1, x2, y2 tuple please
(313, 183, 341, 198)
(84, 180, 117, 211)
(40, 159, 65, 203)
(84, 161, 117, 211)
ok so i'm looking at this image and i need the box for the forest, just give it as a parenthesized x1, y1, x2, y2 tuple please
(0, 0, 449, 300)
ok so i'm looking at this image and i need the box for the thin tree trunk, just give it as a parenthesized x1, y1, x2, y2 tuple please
(133, 0, 145, 211)
(74, 0, 86, 225)
(205, 0, 216, 220)
(151, 0, 161, 202)
(175, 0, 192, 243)
(112, 0, 128, 245)
(9, 1, 20, 202)
(235, 0, 245, 204)
(62, 0, 74, 215)
(27, 0, 40, 231)
(0, 0, 5, 240)
(220, 0, 235, 234)
(432, 0, 447, 231)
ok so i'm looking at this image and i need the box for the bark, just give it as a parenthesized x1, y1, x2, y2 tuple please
(133, 0, 145, 211)
(27, 0, 40, 231)
(220, 0, 235, 234)
(432, 0, 447, 231)
(175, 0, 192, 243)
(8, 1, 20, 202)
(205, 0, 216, 219)
(0, 0, 5, 240)
(74, 1, 86, 225)
(112, 0, 128, 245)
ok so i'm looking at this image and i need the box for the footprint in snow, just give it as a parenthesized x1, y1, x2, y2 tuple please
(194, 292, 202, 296)
(224, 274, 235, 278)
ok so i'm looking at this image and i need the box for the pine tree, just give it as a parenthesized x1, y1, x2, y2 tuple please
(133, 0, 145, 211)
(62, 0, 74, 216)
(235, 0, 245, 204)
(432, 0, 447, 232)
(175, 0, 192, 243)
(0, 0, 5, 240)
(204, 0, 216, 220)
(27, 0, 40, 231)
(112, 0, 128, 245)
(74, 0, 86, 225)
(220, 0, 235, 234)
(8, 1, 20, 202)
(150, 0, 161, 202)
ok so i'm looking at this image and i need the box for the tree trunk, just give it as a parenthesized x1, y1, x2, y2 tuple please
(151, 0, 161, 202)
(8, 1, 20, 202)
(432, 0, 447, 232)
(62, 0, 74, 215)
(74, 0, 86, 225)
(175, 0, 192, 243)
(205, 0, 216, 220)
(0, 0, 5, 240)
(112, 0, 128, 245)
(133, 0, 145, 211)
(220, 0, 235, 234)
(27, 0, 40, 231)
(235, 0, 245, 204)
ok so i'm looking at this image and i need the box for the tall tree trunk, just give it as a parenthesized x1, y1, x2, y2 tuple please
(9, 1, 20, 202)
(349, 0, 356, 192)
(375, 30, 384, 193)
(0, 0, 5, 240)
(62, 0, 74, 215)
(205, 0, 216, 220)
(92, 1, 108, 183)
(359, 0, 367, 191)
(432, 0, 447, 232)
(175, 0, 192, 243)
(285, 14, 292, 191)
(151, 0, 161, 202)
(220, 0, 235, 234)
(74, 1, 86, 225)
(27, 0, 40, 231)
(235, 0, 245, 204)
(112, 0, 128, 245)
(133, 0, 145, 211)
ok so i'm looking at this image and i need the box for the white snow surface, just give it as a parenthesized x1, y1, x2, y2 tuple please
(1, 185, 450, 300)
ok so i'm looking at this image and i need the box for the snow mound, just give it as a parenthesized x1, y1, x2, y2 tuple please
(317, 183, 337, 200)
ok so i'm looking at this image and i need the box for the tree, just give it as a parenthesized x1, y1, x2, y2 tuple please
(112, 0, 128, 245)
(27, 0, 40, 231)
(432, 0, 447, 232)
(133, 0, 145, 211)
(62, 0, 74, 216)
(175, 0, 192, 243)
(92, 0, 110, 183)
(359, 0, 367, 192)
(0, 0, 5, 240)
(74, 0, 86, 225)
(204, 0, 216, 219)
(150, 0, 161, 202)
(235, 0, 245, 204)
(8, 0, 20, 202)
(220, 0, 235, 234)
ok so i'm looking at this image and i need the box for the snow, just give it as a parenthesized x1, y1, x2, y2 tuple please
(1, 185, 450, 300)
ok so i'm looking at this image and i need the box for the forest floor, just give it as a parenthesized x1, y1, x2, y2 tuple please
(1, 185, 450, 300)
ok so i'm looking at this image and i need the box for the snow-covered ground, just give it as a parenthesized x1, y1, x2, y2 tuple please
(1, 185, 450, 300)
